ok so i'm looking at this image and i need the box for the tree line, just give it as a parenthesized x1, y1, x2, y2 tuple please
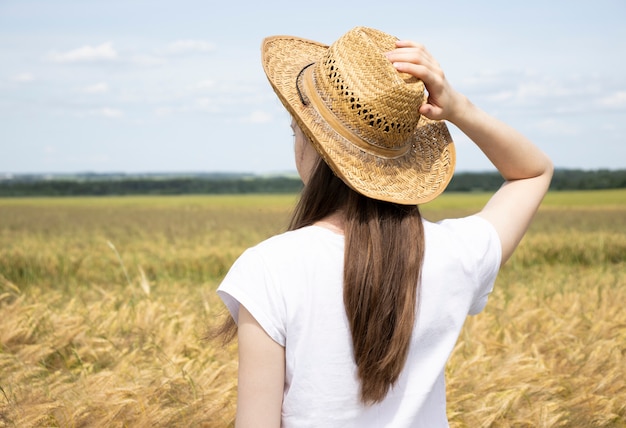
(0, 169, 624, 197)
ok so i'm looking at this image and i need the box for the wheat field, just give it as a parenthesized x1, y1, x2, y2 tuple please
(1, 190, 625, 427)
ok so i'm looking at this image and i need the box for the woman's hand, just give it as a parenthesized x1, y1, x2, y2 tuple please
(385, 40, 467, 122)
(388, 39, 553, 266)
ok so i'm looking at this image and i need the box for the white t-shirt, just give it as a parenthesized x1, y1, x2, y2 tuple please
(217, 215, 501, 427)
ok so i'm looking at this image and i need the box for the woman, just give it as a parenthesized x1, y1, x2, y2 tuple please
(216, 27, 553, 427)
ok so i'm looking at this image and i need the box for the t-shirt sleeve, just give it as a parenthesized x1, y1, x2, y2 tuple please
(440, 215, 502, 315)
(217, 247, 287, 346)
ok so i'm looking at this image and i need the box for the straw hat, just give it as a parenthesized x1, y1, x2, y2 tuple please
(261, 26, 455, 205)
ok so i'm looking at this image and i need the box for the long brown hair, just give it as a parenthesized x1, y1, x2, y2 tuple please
(290, 158, 425, 404)
(213, 156, 425, 405)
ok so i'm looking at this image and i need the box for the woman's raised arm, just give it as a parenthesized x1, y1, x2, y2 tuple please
(387, 40, 553, 264)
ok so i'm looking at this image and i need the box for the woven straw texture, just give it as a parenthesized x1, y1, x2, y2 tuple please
(262, 27, 455, 205)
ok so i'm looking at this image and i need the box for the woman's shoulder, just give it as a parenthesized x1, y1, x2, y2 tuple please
(248, 225, 343, 258)
(424, 215, 501, 260)
(425, 215, 497, 238)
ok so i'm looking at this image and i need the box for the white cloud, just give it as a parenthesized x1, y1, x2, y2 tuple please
(596, 91, 626, 109)
(83, 82, 109, 94)
(131, 55, 167, 67)
(161, 39, 215, 55)
(155, 107, 173, 117)
(194, 97, 219, 112)
(459, 69, 530, 91)
(245, 110, 273, 124)
(485, 79, 574, 106)
(195, 79, 215, 90)
(486, 90, 515, 102)
(47, 42, 118, 63)
(13, 72, 34, 82)
(153, 97, 221, 117)
(91, 107, 123, 118)
(533, 118, 579, 136)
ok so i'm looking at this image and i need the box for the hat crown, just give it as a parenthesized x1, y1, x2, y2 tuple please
(313, 27, 425, 152)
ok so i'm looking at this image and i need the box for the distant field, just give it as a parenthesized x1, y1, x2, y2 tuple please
(1, 190, 625, 427)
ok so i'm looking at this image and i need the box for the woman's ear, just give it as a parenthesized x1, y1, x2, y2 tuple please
(293, 123, 320, 185)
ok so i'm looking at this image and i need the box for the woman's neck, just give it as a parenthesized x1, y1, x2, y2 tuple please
(313, 211, 345, 235)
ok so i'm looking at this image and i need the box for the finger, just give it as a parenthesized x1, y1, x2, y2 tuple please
(385, 48, 439, 70)
(385, 48, 427, 60)
(392, 62, 440, 87)
(394, 41, 435, 60)
(395, 40, 426, 50)
(418, 103, 441, 120)
(385, 53, 438, 76)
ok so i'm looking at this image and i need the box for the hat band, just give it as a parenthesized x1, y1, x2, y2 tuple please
(302, 66, 411, 160)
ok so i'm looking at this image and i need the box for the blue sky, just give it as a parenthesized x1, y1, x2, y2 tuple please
(1, 0, 625, 175)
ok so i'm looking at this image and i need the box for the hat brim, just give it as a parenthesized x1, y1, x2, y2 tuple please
(261, 34, 455, 205)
